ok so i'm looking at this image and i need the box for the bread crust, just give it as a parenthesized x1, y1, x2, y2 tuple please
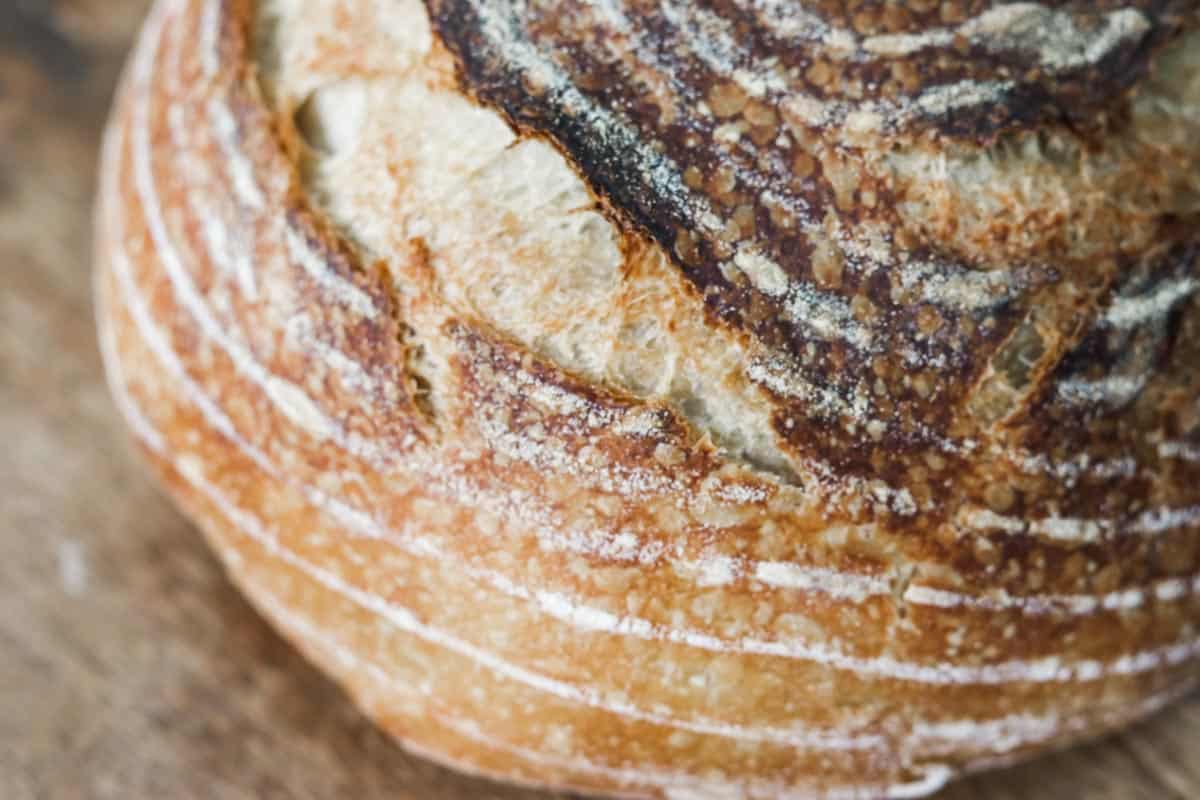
(95, 0, 1200, 797)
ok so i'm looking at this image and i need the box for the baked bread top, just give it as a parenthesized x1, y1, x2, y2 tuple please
(267, 0, 1200, 540)
(96, 0, 1200, 796)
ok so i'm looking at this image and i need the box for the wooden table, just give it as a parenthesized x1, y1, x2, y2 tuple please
(2, 3, 1198, 798)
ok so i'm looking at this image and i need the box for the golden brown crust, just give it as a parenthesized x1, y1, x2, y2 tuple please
(95, 0, 1200, 797)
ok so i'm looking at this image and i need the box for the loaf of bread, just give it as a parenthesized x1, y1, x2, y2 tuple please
(95, 0, 1200, 796)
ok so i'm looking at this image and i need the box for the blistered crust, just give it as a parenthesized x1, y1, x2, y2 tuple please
(94, 0, 1200, 798)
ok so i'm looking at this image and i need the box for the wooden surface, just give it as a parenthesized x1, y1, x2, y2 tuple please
(2, 2, 1199, 798)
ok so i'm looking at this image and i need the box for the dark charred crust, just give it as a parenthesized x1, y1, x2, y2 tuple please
(1026, 238, 1200, 440)
(423, 0, 1200, 542)
(425, 2, 1020, 472)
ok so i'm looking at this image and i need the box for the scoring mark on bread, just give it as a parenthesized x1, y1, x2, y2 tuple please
(247, 0, 1200, 537)
(423, 0, 1200, 529)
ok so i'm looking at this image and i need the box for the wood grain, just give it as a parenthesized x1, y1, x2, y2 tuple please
(1, 2, 1197, 798)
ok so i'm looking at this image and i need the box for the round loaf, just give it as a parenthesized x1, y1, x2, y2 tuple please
(96, 0, 1200, 797)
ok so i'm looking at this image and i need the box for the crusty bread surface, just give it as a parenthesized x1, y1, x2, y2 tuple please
(96, 1, 1200, 797)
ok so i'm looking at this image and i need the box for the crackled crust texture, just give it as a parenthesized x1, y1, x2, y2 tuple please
(95, 0, 1200, 797)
